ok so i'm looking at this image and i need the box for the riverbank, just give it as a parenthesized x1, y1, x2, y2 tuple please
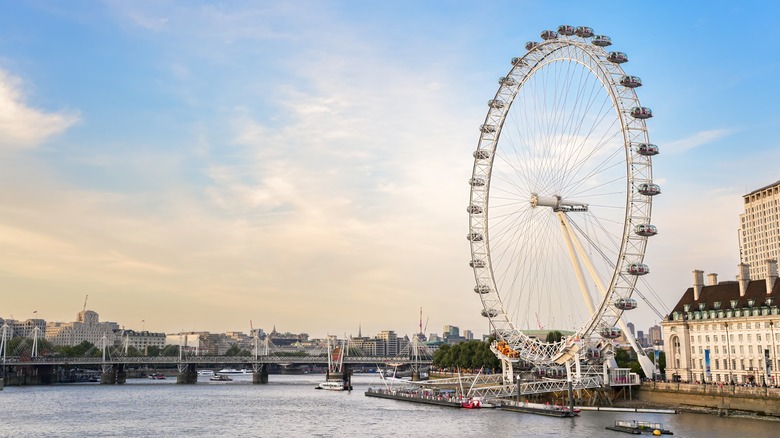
(617, 382, 780, 419)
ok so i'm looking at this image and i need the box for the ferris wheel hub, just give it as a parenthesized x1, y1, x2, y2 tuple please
(531, 194, 589, 212)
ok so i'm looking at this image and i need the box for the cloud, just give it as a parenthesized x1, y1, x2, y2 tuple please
(0, 70, 79, 149)
(664, 128, 733, 154)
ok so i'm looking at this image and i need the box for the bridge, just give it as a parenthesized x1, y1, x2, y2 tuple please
(0, 353, 432, 387)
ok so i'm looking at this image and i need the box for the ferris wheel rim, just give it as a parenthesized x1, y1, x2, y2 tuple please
(467, 26, 656, 365)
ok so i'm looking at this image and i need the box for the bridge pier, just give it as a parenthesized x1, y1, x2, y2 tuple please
(177, 363, 198, 384)
(100, 368, 116, 384)
(252, 364, 268, 384)
(100, 364, 126, 385)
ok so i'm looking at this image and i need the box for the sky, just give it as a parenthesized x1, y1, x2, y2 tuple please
(1, 1, 779, 340)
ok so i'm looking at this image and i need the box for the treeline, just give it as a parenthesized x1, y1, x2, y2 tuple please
(432, 340, 501, 370)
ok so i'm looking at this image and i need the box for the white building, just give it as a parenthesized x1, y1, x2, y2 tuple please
(662, 266, 780, 385)
(117, 329, 166, 352)
(46, 310, 119, 347)
(739, 180, 780, 280)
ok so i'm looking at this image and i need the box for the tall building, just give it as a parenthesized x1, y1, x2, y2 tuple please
(739, 180, 780, 279)
(46, 310, 119, 347)
(377, 330, 398, 356)
(648, 325, 663, 346)
(627, 322, 636, 338)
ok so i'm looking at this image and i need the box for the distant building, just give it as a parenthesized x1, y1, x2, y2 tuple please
(648, 325, 663, 346)
(627, 322, 636, 338)
(739, 180, 780, 279)
(0, 318, 46, 339)
(117, 329, 166, 351)
(463, 330, 474, 341)
(164, 332, 230, 355)
(377, 330, 398, 355)
(46, 310, 119, 347)
(268, 327, 309, 347)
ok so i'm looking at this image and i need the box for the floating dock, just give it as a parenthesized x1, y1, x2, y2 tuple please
(364, 388, 462, 408)
(499, 402, 578, 418)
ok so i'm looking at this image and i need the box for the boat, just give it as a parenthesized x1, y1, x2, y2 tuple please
(197, 370, 215, 377)
(605, 420, 673, 435)
(461, 399, 482, 409)
(316, 380, 350, 391)
(210, 375, 233, 382)
(500, 401, 580, 417)
(147, 373, 166, 380)
(216, 368, 251, 375)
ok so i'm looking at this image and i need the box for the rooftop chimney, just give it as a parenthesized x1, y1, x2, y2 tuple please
(737, 262, 750, 297)
(693, 269, 704, 301)
(707, 273, 718, 286)
(766, 259, 778, 295)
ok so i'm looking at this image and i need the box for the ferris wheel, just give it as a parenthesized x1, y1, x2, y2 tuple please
(467, 25, 660, 367)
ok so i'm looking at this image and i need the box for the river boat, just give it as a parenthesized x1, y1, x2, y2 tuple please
(316, 380, 349, 391)
(147, 373, 166, 380)
(500, 401, 580, 417)
(461, 399, 482, 409)
(216, 369, 251, 375)
(605, 420, 673, 435)
(197, 370, 215, 377)
(210, 375, 233, 382)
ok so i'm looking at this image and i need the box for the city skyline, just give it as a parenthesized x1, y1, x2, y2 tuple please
(2, 2, 779, 338)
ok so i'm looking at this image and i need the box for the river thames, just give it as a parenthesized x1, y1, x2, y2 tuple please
(0, 374, 777, 437)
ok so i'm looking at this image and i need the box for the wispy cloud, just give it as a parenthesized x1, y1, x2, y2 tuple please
(664, 128, 733, 154)
(0, 70, 79, 149)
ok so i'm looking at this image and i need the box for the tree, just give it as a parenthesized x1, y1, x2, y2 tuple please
(225, 345, 249, 356)
(545, 331, 563, 343)
(160, 345, 180, 357)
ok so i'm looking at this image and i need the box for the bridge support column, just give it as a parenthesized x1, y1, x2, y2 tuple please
(411, 370, 420, 381)
(100, 368, 116, 385)
(253, 365, 268, 384)
(115, 364, 126, 385)
(176, 363, 198, 384)
(343, 365, 353, 390)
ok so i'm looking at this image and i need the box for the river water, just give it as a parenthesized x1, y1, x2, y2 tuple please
(0, 374, 777, 437)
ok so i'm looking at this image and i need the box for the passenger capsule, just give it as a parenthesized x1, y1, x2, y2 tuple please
(525, 41, 539, 51)
(473, 150, 491, 160)
(607, 52, 628, 64)
(540, 30, 558, 40)
(634, 223, 658, 237)
(488, 99, 505, 109)
(469, 259, 486, 268)
(635, 143, 659, 156)
(467, 232, 484, 242)
(637, 183, 661, 196)
(469, 177, 485, 187)
(499, 76, 517, 87)
(574, 26, 594, 38)
(599, 327, 622, 339)
(474, 284, 491, 294)
(480, 124, 496, 134)
(630, 107, 653, 119)
(620, 75, 642, 88)
(627, 263, 650, 275)
(511, 57, 526, 67)
(591, 35, 612, 47)
(466, 205, 483, 214)
(557, 25, 575, 36)
(481, 308, 498, 318)
(614, 298, 638, 311)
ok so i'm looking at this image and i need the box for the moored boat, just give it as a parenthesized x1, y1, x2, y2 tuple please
(197, 370, 215, 377)
(216, 368, 251, 375)
(316, 380, 350, 391)
(605, 420, 673, 435)
(210, 375, 233, 382)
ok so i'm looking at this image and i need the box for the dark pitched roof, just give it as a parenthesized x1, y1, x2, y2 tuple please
(745, 179, 780, 197)
(669, 278, 778, 314)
